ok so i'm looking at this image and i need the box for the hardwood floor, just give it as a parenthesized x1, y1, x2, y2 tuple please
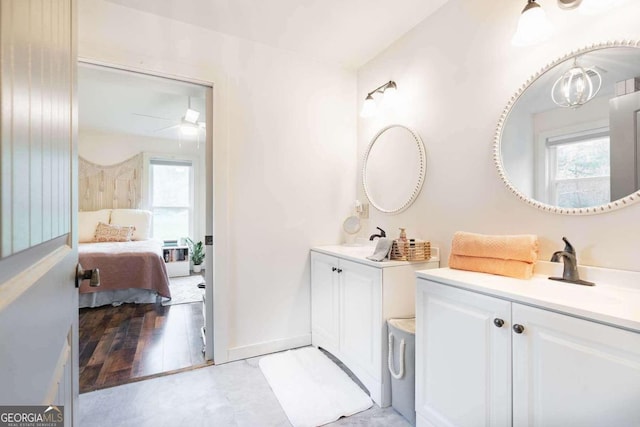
(79, 302, 206, 393)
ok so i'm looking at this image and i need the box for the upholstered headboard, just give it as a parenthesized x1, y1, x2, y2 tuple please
(78, 209, 152, 243)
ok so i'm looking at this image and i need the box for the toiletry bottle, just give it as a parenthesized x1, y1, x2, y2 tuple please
(397, 228, 407, 257)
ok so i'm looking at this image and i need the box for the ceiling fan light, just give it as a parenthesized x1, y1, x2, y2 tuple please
(511, 1, 553, 47)
(184, 108, 200, 124)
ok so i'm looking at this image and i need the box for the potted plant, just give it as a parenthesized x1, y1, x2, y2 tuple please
(186, 238, 205, 273)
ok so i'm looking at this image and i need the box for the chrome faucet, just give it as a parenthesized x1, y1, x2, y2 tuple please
(369, 227, 387, 241)
(549, 237, 594, 286)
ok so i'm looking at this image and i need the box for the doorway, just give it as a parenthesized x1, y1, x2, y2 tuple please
(76, 63, 214, 392)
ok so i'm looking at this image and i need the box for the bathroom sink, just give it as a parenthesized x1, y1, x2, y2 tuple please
(337, 244, 375, 258)
(507, 274, 628, 309)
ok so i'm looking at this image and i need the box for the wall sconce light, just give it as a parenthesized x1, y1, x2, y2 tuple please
(551, 58, 602, 108)
(512, 0, 627, 47)
(511, 1, 553, 47)
(360, 80, 397, 118)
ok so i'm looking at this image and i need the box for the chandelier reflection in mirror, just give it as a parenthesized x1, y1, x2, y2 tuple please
(550, 59, 602, 108)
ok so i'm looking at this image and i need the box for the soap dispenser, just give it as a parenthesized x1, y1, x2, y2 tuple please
(397, 228, 407, 257)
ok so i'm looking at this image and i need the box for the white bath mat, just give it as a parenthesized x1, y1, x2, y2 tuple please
(259, 347, 373, 427)
(162, 275, 204, 306)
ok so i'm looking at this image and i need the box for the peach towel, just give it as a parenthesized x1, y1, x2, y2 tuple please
(449, 254, 535, 280)
(451, 231, 538, 263)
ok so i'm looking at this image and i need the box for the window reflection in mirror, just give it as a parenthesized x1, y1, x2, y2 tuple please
(499, 44, 640, 213)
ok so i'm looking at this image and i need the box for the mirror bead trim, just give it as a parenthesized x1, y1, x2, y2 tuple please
(494, 40, 640, 215)
(363, 124, 426, 214)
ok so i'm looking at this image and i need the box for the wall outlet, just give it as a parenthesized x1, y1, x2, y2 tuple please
(360, 203, 369, 219)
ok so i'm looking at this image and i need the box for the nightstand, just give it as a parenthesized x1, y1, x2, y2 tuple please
(162, 245, 190, 277)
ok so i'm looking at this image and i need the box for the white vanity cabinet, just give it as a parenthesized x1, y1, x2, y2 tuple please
(416, 272, 640, 427)
(311, 246, 439, 407)
(416, 280, 512, 427)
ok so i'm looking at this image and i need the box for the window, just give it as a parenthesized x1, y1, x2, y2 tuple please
(149, 159, 193, 240)
(546, 129, 610, 208)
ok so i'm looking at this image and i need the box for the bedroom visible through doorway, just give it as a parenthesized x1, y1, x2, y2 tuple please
(77, 63, 213, 392)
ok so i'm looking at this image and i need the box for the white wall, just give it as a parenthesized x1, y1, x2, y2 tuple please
(357, 0, 640, 271)
(79, 0, 357, 362)
(78, 129, 207, 241)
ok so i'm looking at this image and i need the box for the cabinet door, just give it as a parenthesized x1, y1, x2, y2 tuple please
(512, 303, 640, 427)
(339, 259, 382, 378)
(311, 252, 339, 352)
(416, 280, 511, 427)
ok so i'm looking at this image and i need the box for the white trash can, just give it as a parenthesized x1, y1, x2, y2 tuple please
(388, 317, 416, 426)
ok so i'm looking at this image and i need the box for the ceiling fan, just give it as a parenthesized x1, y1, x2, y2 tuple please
(133, 97, 206, 136)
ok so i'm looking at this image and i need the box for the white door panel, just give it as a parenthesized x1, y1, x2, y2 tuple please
(311, 252, 339, 352)
(0, 0, 78, 425)
(339, 259, 381, 379)
(512, 303, 640, 427)
(416, 280, 511, 427)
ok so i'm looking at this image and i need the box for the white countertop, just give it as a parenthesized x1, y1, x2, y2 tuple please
(312, 244, 440, 269)
(416, 262, 640, 333)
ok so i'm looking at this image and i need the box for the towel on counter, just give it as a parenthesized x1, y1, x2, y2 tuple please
(449, 254, 535, 279)
(451, 231, 538, 263)
(449, 231, 539, 279)
(366, 238, 393, 262)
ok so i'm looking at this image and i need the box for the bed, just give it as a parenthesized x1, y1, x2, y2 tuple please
(78, 209, 171, 308)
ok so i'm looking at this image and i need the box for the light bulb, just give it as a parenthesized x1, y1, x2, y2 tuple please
(383, 82, 397, 104)
(511, 1, 553, 47)
(360, 94, 377, 118)
(579, 0, 625, 15)
(184, 108, 200, 123)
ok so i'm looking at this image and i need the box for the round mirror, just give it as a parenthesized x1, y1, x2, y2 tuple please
(496, 41, 640, 215)
(343, 216, 361, 234)
(363, 124, 426, 214)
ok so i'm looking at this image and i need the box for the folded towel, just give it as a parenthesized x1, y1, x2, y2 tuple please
(366, 238, 393, 262)
(449, 254, 534, 280)
(451, 231, 538, 263)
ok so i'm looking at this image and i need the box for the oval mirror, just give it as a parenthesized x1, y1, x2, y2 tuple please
(496, 41, 640, 215)
(363, 124, 426, 214)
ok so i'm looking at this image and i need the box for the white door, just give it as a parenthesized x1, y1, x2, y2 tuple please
(310, 252, 339, 353)
(339, 259, 381, 378)
(0, 0, 78, 425)
(415, 280, 511, 427)
(512, 303, 640, 427)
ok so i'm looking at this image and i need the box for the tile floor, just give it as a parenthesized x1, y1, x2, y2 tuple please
(79, 352, 411, 427)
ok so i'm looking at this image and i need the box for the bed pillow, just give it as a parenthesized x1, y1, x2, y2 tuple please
(78, 210, 112, 243)
(93, 222, 135, 242)
(110, 209, 152, 241)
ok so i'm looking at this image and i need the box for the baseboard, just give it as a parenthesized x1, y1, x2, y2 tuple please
(227, 334, 311, 361)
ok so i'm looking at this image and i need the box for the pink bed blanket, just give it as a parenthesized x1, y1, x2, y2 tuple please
(78, 240, 171, 298)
